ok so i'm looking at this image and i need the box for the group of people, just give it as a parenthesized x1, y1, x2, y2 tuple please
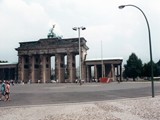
(0, 80, 10, 101)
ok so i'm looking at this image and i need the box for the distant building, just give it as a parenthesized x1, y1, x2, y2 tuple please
(85, 57, 123, 82)
(0, 62, 18, 82)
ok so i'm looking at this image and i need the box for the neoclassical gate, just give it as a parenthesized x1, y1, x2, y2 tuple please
(16, 36, 89, 83)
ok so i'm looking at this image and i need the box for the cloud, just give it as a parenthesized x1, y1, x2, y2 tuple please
(0, 0, 50, 61)
(0, 0, 160, 65)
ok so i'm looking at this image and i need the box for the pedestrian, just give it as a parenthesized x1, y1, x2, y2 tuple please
(11, 80, 14, 86)
(4, 81, 10, 101)
(0, 81, 2, 101)
(0, 80, 6, 101)
(116, 76, 120, 83)
(79, 79, 82, 85)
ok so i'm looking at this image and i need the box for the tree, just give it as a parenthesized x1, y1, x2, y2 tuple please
(124, 53, 143, 81)
(142, 63, 149, 77)
(142, 61, 158, 77)
(156, 60, 160, 76)
(0, 60, 8, 63)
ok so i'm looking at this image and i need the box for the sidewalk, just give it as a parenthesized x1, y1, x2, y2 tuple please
(0, 96, 160, 120)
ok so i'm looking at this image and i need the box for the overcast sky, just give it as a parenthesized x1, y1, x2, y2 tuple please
(0, 0, 160, 65)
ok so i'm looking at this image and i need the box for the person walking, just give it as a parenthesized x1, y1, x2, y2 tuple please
(0, 81, 2, 101)
(4, 81, 10, 101)
(0, 80, 6, 101)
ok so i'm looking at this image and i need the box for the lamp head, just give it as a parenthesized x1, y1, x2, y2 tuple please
(119, 5, 125, 9)
(81, 27, 86, 30)
(72, 27, 77, 31)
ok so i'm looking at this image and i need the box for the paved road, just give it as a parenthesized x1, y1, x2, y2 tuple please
(1, 82, 160, 107)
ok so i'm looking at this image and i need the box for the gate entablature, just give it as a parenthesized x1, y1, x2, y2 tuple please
(16, 37, 88, 56)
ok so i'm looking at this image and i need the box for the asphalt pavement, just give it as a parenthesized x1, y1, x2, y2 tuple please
(1, 82, 160, 107)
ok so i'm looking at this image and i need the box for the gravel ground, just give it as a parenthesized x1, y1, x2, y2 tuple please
(0, 96, 160, 120)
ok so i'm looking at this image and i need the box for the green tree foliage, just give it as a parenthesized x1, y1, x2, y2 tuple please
(123, 53, 143, 81)
(156, 60, 160, 76)
(0, 60, 8, 63)
(142, 60, 160, 77)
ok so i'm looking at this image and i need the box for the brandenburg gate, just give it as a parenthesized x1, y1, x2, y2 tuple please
(15, 28, 89, 83)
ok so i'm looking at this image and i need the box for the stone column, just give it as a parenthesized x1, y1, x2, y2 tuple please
(120, 64, 122, 82)
(34, 55, 40, 83)
(18, 56, 24, 83)
(24, 56, 31, 83)
(81, 50, 87, 81)
(81, 62, 86, 81)
(67, 53, 76, 83)
(45, 55, 51, 83)
(94, 65, 98, 80)
(86, 65, 91, 82)
(28, 55, 34, 83)
(55, 54, 65, 83)
(40, 55, 47, 83)
(116, 65, 119, 82)
(17, 56, 21, 82)
(111, 64, 115, 81)
(102, 64, 105, 78)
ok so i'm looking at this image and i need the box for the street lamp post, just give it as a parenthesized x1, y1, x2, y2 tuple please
(73, 26, 86, 82)
(119, 4, 154, 97)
